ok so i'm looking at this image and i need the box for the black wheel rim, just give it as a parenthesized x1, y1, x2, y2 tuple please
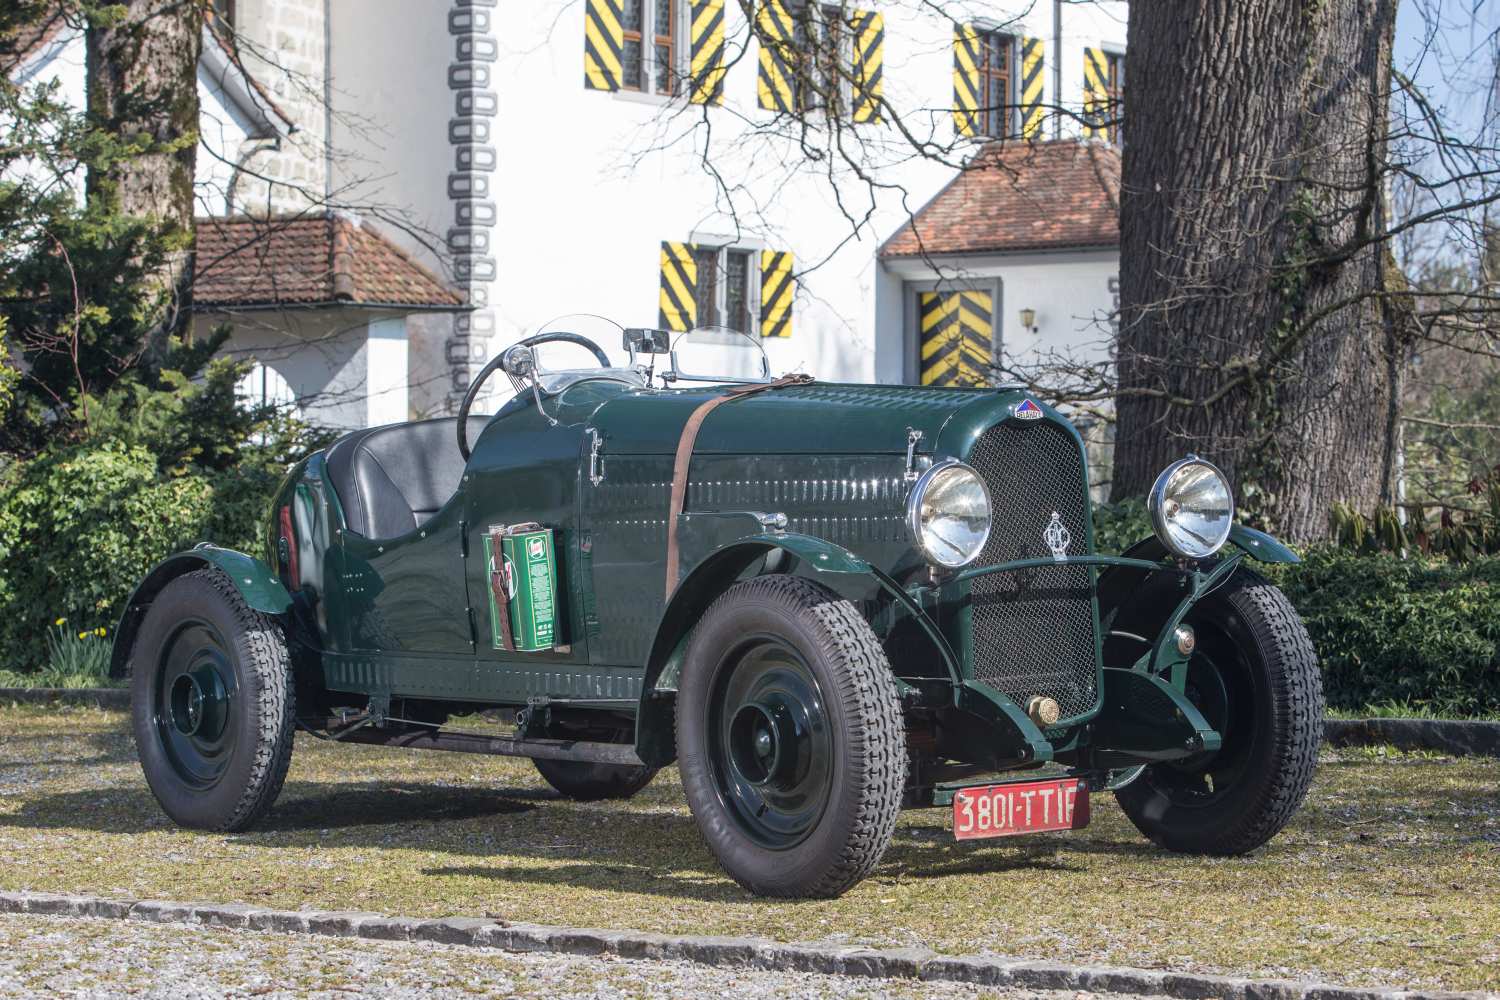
(1144, 616, 1259, 808)
(707, 635, 833, 849)
(153, 620, 239, 789)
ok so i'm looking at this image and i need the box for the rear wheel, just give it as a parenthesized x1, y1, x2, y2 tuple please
(676, 575, 905, 898)
(130, 568, 295, 832)
(1115, 569, 1322, 854)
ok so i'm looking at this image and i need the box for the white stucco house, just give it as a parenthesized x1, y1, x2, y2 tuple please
(8, 1, 1127, 426)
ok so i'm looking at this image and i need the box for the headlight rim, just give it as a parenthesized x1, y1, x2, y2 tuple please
(1148, 455, 1235, 560)
(906, 458, 993, 569)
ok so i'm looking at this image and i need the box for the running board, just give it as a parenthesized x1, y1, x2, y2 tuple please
(317, 722, 645, 767)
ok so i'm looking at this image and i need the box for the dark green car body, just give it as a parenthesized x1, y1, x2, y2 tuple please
(113, 376, 1296, 805)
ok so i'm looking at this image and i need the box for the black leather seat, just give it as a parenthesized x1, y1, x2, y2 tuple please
(325, 417, 483, 539)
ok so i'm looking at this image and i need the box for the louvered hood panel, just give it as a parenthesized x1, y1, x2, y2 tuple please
(589, 383, 1004, 456)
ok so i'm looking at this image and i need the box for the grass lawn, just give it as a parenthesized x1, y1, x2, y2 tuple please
(0, 704, 1496, 992)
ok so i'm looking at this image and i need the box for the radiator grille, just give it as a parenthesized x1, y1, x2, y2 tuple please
(966, 420, 1099, 722)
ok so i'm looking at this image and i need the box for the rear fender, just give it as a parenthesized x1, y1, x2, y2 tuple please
(109, 546, 292, 679)
(633, 532, 884, 767)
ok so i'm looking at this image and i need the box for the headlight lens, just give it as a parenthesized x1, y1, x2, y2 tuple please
(1148, 457, 1234, 559)
(907, 461, 992, 568)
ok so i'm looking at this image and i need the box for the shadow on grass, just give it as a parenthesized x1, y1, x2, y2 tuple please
(0, 730, 137, 770)
(2, 776, 1171, 899)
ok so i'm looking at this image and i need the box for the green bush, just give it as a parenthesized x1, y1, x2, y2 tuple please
(1091, 497, 1152, 554)
(0, 442, 280, 672)
(1271, 549, 1500, 716)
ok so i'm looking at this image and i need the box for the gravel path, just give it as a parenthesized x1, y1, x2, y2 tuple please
(0, 914, 1172, 999)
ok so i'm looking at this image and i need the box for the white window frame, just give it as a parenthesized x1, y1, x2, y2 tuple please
(689, 236, 764, 335)
(617, 0, 691, 101)
(784, 1, 854, 118)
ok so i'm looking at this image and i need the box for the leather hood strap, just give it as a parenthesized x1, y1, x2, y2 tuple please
(664, 373, 815, 600)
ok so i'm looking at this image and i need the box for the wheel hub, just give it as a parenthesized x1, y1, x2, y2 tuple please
(729, 701, 799, 786)
(709, 638, 833, 849)
(169, 665, 229, 740)
(155, 622, 238, 789)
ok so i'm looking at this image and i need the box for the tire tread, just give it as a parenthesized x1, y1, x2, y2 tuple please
(679, 575, 906, 898)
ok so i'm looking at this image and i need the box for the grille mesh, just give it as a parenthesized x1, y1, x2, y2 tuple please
(966, 420, 1099, 722)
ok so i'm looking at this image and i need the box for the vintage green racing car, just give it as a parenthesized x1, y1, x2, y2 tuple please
(112, 318, 1324, 898)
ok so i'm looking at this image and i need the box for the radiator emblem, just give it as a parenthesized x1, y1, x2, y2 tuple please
(1044, 512, 1072, 562)
(1012, 399, 1044, 420)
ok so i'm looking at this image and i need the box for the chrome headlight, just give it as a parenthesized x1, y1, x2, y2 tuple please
(1148, 456, 1234, 560)
(907, 460, 992, 568)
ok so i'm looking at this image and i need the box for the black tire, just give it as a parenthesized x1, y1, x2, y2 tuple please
(1115, 569, 1323, 855)
(532, 757, 657, 801)
(129, 568, 296, 832)
(676, 575, 905, 898)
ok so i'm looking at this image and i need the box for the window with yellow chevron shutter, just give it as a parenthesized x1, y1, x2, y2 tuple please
(659, 241, 698, 332)
(1083, 46, 1124, 142)
(688, 0, 727, 104)
(757, 2, 878, 123)
(851, 9, 884, 123)
(659, 242, 771, 336)
(584, 0, 626, 91)
(588, 0, 695, 96)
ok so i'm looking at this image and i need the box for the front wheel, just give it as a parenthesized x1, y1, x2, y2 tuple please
(1115, 569, 1323, 854)
(130, 568, 296, 832)
(676, 575, 906, 898)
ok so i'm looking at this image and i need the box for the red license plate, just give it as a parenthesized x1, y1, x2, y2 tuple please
(952, 777, 1090, 841)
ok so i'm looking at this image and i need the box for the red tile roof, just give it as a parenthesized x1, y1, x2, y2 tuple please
(193, 214, 464, 310)
(880, 140, 1120, 258)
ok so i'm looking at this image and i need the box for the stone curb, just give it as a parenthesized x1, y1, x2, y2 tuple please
(0, 891, 1487, 1000)
(0, 687, 128, 709)
(7, 690, 1498, 760)
(1322, 718, 1500, 758)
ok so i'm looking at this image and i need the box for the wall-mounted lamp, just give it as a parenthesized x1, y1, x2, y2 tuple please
(1018, 308, 1039, 335)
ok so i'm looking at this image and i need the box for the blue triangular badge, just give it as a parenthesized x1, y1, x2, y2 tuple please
(1012, 399, 1044, 421)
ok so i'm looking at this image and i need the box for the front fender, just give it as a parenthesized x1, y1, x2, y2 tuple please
(109, 546, 291, 679)
(1096, 522, 1296, 671)
(634, 532, 881, 766)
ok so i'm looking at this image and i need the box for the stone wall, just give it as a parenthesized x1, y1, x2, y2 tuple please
(230, 0, 328, 215)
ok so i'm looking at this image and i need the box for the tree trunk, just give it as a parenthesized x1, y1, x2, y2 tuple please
(85, 0, 202, 356)
(1111, 0, 1400, 544)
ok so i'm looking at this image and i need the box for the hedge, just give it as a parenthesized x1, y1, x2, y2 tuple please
(1270, 550, 1500, 717)
(0, 442, 279, 671)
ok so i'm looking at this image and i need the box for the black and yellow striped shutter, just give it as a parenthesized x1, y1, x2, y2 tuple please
(689, 0, 727, 105)
(952, 24, 980, 137)
(1019, 36, 1044, 138)
(851, 10, 884, 124)
(757, 0, 795, 112)
(760, 250, 794, 338)
(919, 289, 994, 387)
(659, 242, 698, 332)
(584, 0, 624, 91)
(1082, 46, 1107, 138)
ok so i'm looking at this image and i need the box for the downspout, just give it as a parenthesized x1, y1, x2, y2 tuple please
(324, 0, 334, 205)
(1053, 0, 1063, 139)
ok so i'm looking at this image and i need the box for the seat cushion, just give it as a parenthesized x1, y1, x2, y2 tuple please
(324, 417, 482, 539)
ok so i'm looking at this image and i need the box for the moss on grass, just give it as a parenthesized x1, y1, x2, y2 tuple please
(0, 706, 1496, 991)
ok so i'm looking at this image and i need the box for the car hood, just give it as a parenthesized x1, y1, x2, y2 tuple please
(585, 382, 1035, 456)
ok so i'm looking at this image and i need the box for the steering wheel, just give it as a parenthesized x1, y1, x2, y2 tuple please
(456, 332, 613, 460)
